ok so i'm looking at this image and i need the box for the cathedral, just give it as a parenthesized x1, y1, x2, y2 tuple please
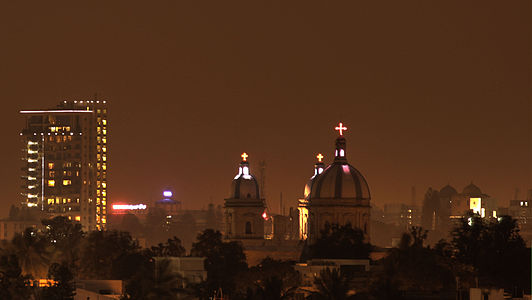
(223, 123, 371, 261)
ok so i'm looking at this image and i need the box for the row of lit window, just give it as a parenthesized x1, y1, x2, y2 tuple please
(48, 136, 73, 142)
(97, 154, 107, 161)
(97, 163, 107, 170)
(96, 198, 106, 206)
(47, 198, 80, 204)
(97, 127, 107, 135)
(97, 145, 107, 152)
(96, 207, 106, 214)
(96, 215, 107, 224)
(48, 170, 80, 177)
(96, 109, 107, 114)
(97, 137, 107, 144)
(96, 181, 107, 188)
(96, 190, 107, 197)
(47, 180, 72, 187)
(96, 118, 107, 126)
(49, 126, 71, 132)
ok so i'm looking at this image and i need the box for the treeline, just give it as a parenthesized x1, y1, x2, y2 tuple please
(0, 215, 529, 299)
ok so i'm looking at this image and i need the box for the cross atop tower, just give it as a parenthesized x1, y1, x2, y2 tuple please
(335, 122, 347, 136)
(241, 152, 249, 161)
(316, 153, 324, 162)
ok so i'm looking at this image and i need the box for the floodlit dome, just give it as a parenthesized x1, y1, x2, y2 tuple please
(309, 136, 370, 201)
(230, 158, 260, 199)
(439, 184, 458, 197)
(462, 182, 482, 196)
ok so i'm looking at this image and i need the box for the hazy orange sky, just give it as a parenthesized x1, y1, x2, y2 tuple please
(0, 1, 530, 215)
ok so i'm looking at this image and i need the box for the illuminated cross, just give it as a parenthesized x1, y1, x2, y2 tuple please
(316, 153, 324, 162)
(241, 152, 248, 161)
(335, 122, 347, 136)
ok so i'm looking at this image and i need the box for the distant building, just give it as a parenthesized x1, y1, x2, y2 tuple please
(20, 100, 108, 230)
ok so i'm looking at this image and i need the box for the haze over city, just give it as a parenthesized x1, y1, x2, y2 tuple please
(1, 1, 530, 215)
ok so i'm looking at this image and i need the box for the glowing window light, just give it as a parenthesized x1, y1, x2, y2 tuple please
(75, 216, 81, 221)
(28, 168, 36, 172)
(470, 198, 481, 215)
(163, 191, 173, 197)
(28, 149, 38, 154)
(62, 180, 71, 186)
(48, 180, 55, 186)
(28, 176, 36, 180)
(318, 167, 324, 174)
(113, 204, 147, 210)
(28, 159, 38, 163)
(27, 203, 37, 208)
(262, 211, 268, 220)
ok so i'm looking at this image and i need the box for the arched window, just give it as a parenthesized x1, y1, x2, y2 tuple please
(245, 221, 252, 234)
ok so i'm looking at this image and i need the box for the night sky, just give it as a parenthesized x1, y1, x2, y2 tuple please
(0, 1, 530, 216)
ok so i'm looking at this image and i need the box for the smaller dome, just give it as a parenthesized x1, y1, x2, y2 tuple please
(462, 183, 482, 196)
(439, 184, 458, 197)
(230, 161, 260, 199)
(304, 161, 325, 200)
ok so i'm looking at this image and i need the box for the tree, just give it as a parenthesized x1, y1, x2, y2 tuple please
(190, 229, 247, 298)
(79, 230, 140, 280)
(121, 257, 187, 300)
(10, 228, 54, 278)
(370, 227, 455, 299)
(235, 258, 299, 299)
(41, 216, 84, 273)
(308, 268, 355, 300)
(0, 254, 34, 300)
(305, 223, 372, 260)
(451, 215, 530, 293)
(37, 262, 76, 300)
(147, 237, 186, 257)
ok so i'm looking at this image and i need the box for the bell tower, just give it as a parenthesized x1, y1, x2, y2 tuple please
(224, 153, 266, 240)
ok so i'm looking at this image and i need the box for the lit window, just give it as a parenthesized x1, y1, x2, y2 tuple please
(102, 138, 106, 144)
(102, 129, 107, 135)
(48, 180, 55, 187)
(48, 199, 54, 205)
(48, 163, 54, 169)
(63, 198, 66, 204)
(97, 207, 100, 213)
(102, 164, 106, 170)
(102, 155, 106, 161)
(102, 200, 106, 205)
(63, 180, 71, 186)
(49, 171, 55, 177)
(102, 217, 106, 224)
(102, 191, 107, 196)
(102, 147, 106, 152)
(102, 182, 106, 188)
(96, 198, 100, 204)
(75, 216, 80, 221)
(102, 119, 107, 125)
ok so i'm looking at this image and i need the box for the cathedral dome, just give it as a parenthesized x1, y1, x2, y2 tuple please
(462, 182, 482, 196)
(309, 135, 370, 200)
(229, 154, 260, 200)
(439, 184, 458, 197)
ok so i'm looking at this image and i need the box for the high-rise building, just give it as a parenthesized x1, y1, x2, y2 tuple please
(20, 100, 108, 230)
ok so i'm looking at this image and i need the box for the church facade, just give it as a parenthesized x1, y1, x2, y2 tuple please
(224, 123, 372, 246)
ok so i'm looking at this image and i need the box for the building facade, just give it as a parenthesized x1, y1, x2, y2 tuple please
(20, 100, 108, 230)
(300, 123, 372, 243)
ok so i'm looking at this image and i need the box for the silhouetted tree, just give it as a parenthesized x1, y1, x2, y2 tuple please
(147, 237, 186, 257)
(305, 223, 372, 260)
(10, 228, 54, 278)
(79, 230, 140, 279)
(451, 215, 530, 293)
(190, 229, 247, 298)
(37, 262, 76, 300)
(308, 268, 355, 300)
(41, 216, 84, 273)
(0, 254, 33, 300)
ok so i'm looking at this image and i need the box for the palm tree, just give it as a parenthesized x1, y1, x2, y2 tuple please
(310, 268, 354, 300)
(9, 228, 54, 278)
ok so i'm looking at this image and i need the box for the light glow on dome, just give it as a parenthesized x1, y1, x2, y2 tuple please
(340, 149, 345, 157)
(163, 191, 173, 197)
(342, 165, 350, 173)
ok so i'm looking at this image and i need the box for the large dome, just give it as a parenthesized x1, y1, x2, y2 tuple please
(310, 162, 370, 200)
(462, 183, 482, 196)
(309, 136, 370, 200)
(439, 184, 458, 197)
(230, 161, 260, 199)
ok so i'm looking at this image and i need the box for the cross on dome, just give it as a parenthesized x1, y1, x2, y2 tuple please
(241, 152, 249, 161)
(316, 153, 324, 162)
(335, 122, 347, 136)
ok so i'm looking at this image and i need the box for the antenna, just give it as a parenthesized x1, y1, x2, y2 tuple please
(259, 160, 266, 199)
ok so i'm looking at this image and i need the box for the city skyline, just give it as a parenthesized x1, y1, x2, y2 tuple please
(0, 1, 530, 217)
